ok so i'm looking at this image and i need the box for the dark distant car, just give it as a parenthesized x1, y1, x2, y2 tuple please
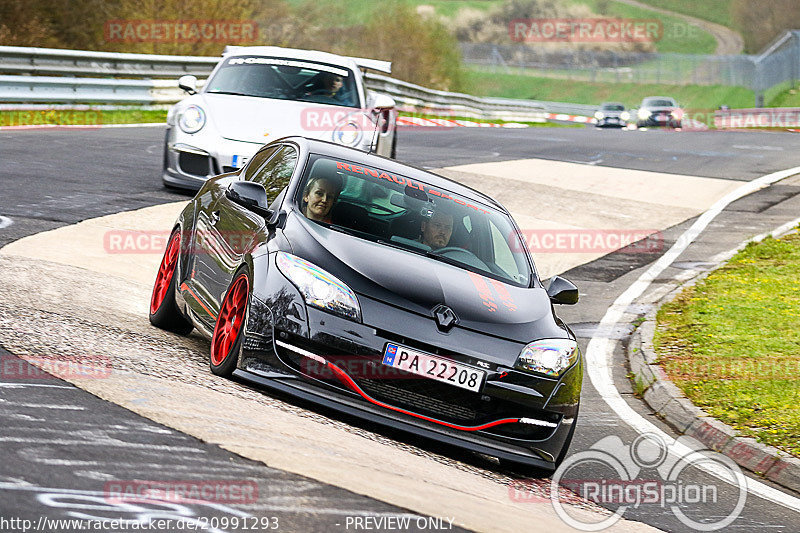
(636, 96, 683, 128)
(149, 136, 583, 472)
(594, 102, 630, 128)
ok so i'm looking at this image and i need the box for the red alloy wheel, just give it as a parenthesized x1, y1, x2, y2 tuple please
(150, 231, 181, 315)
(210, 274, 249, 366)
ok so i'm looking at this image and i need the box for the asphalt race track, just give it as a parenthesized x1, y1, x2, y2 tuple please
(1, 124, 800, 532)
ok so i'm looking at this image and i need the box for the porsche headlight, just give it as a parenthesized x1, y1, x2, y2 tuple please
(515, 339, 578, 377)
(276, 252, 361, 322)
(179, 105, 206, 134)
(620, 111, 631, 121)
(671, 109, 683, 119)
(594, 111, 605, 120)
(637, 108, 651, 120)
(333, 121, 362, 147)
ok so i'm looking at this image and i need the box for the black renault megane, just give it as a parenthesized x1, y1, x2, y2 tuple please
(149, 136, 583, 471)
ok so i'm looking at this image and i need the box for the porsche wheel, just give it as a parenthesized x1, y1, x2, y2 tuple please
(149, 229, 193, 335)
(210, 270, 250, 377)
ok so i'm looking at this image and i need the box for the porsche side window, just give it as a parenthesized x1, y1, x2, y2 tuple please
(250, 146, 298, 199)
(243, 146, 280, 182)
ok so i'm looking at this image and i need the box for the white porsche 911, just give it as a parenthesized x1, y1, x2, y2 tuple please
(163, 45, 398, 190)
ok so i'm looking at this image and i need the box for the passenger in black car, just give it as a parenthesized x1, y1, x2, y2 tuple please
(302, 174, 343, 223)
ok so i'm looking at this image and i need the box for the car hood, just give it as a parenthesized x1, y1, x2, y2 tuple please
(283, 214, 567, 343)
(198, 93, 364, 144)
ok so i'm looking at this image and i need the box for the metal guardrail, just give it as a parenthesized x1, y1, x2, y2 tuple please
(0, 46, 587, 118)
(0, 46, 217, 78)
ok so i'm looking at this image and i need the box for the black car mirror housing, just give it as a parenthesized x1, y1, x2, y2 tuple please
(226, 181, 272, 220)
(546, 276, 579, 305)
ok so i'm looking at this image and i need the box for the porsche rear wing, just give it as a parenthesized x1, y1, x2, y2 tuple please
(349, 57, 391, 74)
(221, 46, 391, 74)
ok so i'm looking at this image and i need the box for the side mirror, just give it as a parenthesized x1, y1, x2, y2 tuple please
(547, 276, 579, 305)
(226, 181, 272, 219)
(371, 93, 396, 110)
(178, 75, 198, 95)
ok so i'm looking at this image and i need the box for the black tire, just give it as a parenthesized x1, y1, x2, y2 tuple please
(209, 267, 251, 377)
(149, 229, 193, 335)
(390, 131, 397, 159)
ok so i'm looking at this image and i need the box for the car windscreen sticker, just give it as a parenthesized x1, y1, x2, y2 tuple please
(333, 161, 489, 214)
(226, 57, 350, 77)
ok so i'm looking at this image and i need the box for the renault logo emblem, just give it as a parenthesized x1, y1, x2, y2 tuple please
(432, 304, 458, 332)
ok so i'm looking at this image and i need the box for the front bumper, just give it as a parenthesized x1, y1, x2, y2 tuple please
(162, 126, 265, 190)
(596, 116, 627, 128)
(237, 260, 582, 469)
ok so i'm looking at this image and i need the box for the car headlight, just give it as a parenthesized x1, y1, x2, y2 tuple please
(594, 111, 605, 120)
(637, 108, 651, 120)
(515, 339, 578, 377)
(620, 111, 631, 121)
(333, 121, 363, 147)
(276, 252, 361, 322)
(178, 105, 206, 134)
(671, 109, 683, 119)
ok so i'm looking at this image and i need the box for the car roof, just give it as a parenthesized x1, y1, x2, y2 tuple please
(222, 46, 361, 73)
(600, 102, 625, 107)
(277, 137, 506, 213)
(642, 96, 676, 103)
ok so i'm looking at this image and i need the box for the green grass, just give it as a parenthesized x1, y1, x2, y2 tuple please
(463, 68, 755, 111)
(632, 0, 734, 28)
(0, 108, 167, 127)
(564, 0, 718, 54)
(766, 82, 800, 108)
(655, 232, 800, 458)
(286, 0, 716, 54)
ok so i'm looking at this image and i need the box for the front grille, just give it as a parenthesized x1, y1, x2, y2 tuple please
(358, 378, 481, 422)
(178, 152, 211, 176)
(276, 338, 559, 437)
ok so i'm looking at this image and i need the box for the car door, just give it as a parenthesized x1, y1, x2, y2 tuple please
(187, 146, 281, 326)
(199, 144, 300, 316)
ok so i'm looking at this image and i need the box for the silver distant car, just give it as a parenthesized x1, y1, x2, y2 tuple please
(163, 46, 398, 190)
(635, 96, 683, 129)
(594, 102, 630, 128)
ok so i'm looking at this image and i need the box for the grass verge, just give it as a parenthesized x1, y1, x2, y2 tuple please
(0, 108, 168, 127)
(463, 68, 755, 110)
(654, 232, 800, 457)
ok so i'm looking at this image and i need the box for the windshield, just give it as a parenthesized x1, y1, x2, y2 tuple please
(602, 104, 625, 111)
(644, 99, 676, 107)
(205, 56, 360, 108)
(296, 155, 533, 287)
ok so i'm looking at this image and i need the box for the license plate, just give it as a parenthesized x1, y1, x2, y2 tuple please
(382, 343, 485, 392)
(656, 115, 667, 121)
(231, 155, 248, 168)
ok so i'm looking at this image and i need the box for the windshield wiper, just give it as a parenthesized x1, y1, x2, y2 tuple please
(207, 90, 253, 97)
(424, 250, 469, 270)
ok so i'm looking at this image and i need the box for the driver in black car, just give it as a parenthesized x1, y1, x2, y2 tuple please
(420, 210, 453, 249)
